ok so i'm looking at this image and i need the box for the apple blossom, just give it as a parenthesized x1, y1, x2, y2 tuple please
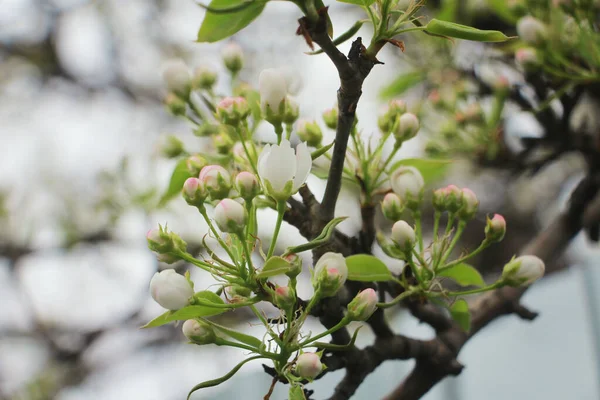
(257, 139, 311, 200)
(150, 269, 194, 310)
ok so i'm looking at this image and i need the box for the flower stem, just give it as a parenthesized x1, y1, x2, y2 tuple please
(298, 316, 350, 347)
(413, 209, 424, 252)
(439, 239, 490, 271)
(446, 282, 502, 297)
(439, 220, 467, 266)
(267, 200, 286, 259)
(377, 288, 417, 308)
(199, 206, 241, 271)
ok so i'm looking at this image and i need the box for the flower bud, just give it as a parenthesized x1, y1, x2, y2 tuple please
(346, 288, 378, 321)
(388, 99, 408, 115)
(485, 214, 506, 243)
(516, 16, 547, 45)
(214, 131, 234, 154)
(381, 192, 404, 221)
(390, 166, 424, 209)
(159, 135, 184, 158)
(216, 96, 249, 126)
(394, 113, 419, 143)
(296, 119, 323, 147)
(391, 220, 416, 252)
(165, 93, 186, 116)
(150, 269, 194, 310)
(146, 225, 187, 261)
(199, 165, 232, 200)
(194, 123, 220, 137)
(432, 187, 448, 212)
(214, 198, 246, 233)
(445, 185, 463, 213)
(235, 171, 260, 201)
(312, 252, 348, 298)
(193, 66, 217, 90)
(502, 255, 545, 286)
(283, 253, 303, 278)
(259, 68, 287, 124)
(182, 177, 208, 207)
(163, 60, 191, 97)
(273, 286, 296, 310)
(295, 353, 323, 379)
(182, 319, 216, 345)
(515, 48, 540, 72)
(283, 97, 300, 124)
(322, 107, 338, 129)
(186, 155, 208, 176)
(222, 42, 244, 74)
(457, 188, 479, 220)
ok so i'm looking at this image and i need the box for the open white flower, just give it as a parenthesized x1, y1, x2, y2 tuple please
(257, 139, 311, 200)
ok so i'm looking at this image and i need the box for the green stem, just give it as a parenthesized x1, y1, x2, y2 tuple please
(236, 232, 255, 279)
(377, 288, 417, 308)
(199, 206, 241, 271)
(267, 201, 286, 259)
(439, 220, 467, 266)
(413, 210, 424, 252)
(285, 123, 293, 140)
(446, 282, 502, 297)
(236, 125, 259, 176)
(371, 141, 401, 190)
(177, 251, 225, 273)
(274, 124, 284, 144)
(439, 239, 490, 271)
(298, 317, 350, 347)
(433, 211, 441, 243)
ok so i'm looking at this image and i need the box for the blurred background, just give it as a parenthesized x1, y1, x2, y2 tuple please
(1, 0, 599, 399)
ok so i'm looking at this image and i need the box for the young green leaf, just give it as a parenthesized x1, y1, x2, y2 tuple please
(337, 0, 375, 6)
(449, 299, 471, 332)
(346, 254, 392, 282)
(203, 319, 263, 349)
(195, 290, 226, 304)
(285, 216, 347, 254)
(380, 71, 424, 99)
(311, 141, 335, 161)
(187, 356, 264, 399)
(197, 0, 267, 43)
(425, 19, 513, 42)
(256, 256, 294, 279)
(158, 158, 194, 207)
(438, 263, 485, 287)
(389, 158, 453, 184)
(142, 305, 230, 328)
(289, 385, 307, 400)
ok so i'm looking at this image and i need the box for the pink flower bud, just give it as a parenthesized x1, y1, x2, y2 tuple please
(273, 286, 296, 309)
(182, 177, 208, 207)
(312, 252, 348, 298)
(445, 185, 463, 212)
(150, 269, 194, 310)
(186, 155, 208, 176)
(283, 253, 303, 278)
(502, 255, 545, 286)
(146, 225, 187, 261)
(458, 188, 479, 220)
(381, 192, 404, 221)
(199, 165, 232, 200)
(235, 171, 260, 201)
(322, 107, 338, 129)
(485, 214, 506, 243)
(214, 198, 246, 233)
(391, 220, 416, 251)
(432, 187, 449, 212)
(347, 288, 378, 321)
(295, 353, 323, 379)
(216, 96, 249, 126)
(182, 319, 216, 345)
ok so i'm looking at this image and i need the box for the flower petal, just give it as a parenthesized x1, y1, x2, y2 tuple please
(292, 141, 312, 192)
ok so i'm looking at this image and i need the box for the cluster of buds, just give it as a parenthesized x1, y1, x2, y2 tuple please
(150, 269, 194, 310)
(312, 252, 348, 298)
(216, 96, 250, 126)
(146, 225, 187, 264)
(378, 100, 420, 145)
(432, 185, 479, 220)
(388, 166, 424, 211)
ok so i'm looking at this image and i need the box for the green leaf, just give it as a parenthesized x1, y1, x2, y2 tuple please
(195, 290, 226, 304)
(337, 0, 375, 6)
(389, 158, 453, 184)
(158, 158, 193, 207)
(380, 71, 424, 99)
(449, 299, 471, 332)
(204, 320, 263, 349)
(311, 141, 335, 161)
(142, 305, 229, 328)
(256, 256, 294, 279)
(187, 356, 264, 399)
(438, 263, 485, 287)
(424, 19, 513, 42)
(289, 385, 307, 400)
(285, 216, 347, 254)
(314, 0, 333, 37)
(197, 0, 267, 43)
(486, 0, 518, 24)
(346, 254, 392, 282)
